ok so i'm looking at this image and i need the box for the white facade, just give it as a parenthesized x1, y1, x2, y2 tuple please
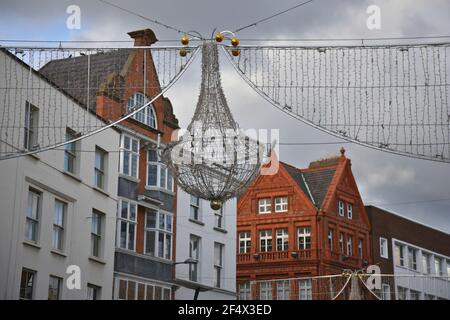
(391, 238, 450, 300)
(0, 50, 120, 299)
(175, 189, 236, 300)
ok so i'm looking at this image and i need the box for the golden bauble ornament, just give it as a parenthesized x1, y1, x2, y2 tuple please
(231, 49, 240, 57)
(215, 33, 224, 42)
(210, 199, 223, 210)
(181, 36, 189, 45)
(231, 37, 240, 47)
(179, 48, 187, 57)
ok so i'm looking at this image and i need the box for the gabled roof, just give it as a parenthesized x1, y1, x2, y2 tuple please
(39, 49, 132, 111)
(280, 161, 337, 209)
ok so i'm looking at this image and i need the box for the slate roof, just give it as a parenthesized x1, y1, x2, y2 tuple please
(39, 49, 132, 111)
(281, 162, 337, 209)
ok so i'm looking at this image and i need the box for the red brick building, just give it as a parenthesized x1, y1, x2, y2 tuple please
(236, 148, 371, 300)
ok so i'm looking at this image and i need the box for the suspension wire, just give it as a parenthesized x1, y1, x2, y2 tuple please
(331, 274, 352, 300)
(96, 0, 204, 40)
(234, 0, 317, 33)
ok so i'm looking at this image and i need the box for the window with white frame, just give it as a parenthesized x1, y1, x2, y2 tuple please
(145, 210, 172, 260)
(258, 198, 271, 214)
(259, 230, 272, 252)
(214, 242, 224, 288)
(347, 203, 353, 219)
(127, 92, 157, 129)
(20, 268, 36, 300)
(189, 235, 201, 282)
(91, 210, 103, 258)
(298, 279, 312, 300)
(24, 101, 39, 150)
(117, 278, 171, 300)
(358, 239, 363, 258)
(346, 235, 353, 256)
(238, 283, 251, 300)
(48, 275, 62, 300)
(435, 257, 443, 276)
(408, 247, 418, 270)
(274, 196, 288, 212)
(379, 237, 388, 258)
(297, 227, 311, 250)
(276, 228, 288, 251)
(189, 195, 200, 221)
(146, 149, 173, 191)
(214, 207, 224, 229)
(52, 199, 66, 251)
(328, 229, 334, 251)
(87, 284, 101, 300)
(118, 200, 137, 251)
(64, 128, 77, 174)
(338, 200, 344, 216)
(259, 282, 272, 300)
(277, 280, 290, 300)
(94, 147, 107, 190)
(394, 243, 405, 267)
(120, 135, 139, 178)
(397, 286, 407, 300)
(446, 261, 450, 280)
(25, 188, 41, 243)
(239, 231, 251, 254)
(422, 253, 431, 274)
(339, 233, 344, 254)
(381, 284, 390, 300)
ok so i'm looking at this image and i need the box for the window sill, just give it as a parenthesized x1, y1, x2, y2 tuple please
(119, 174, 140, 184)
(92, 186, 110, 197)
(62, 170, 82, 183)
(23, 240, 41, 250)
(89, 256, 106, 265)
(188, 218, 205, 226)
(145, 186, 175, 195)
(213, 227, 228, 234)
(51, 249, 67, 258)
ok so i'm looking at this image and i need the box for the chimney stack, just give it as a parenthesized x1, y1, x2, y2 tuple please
(128, 29, 158, 46)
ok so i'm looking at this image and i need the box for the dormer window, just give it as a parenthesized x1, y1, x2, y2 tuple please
(127, 92, 157, 129)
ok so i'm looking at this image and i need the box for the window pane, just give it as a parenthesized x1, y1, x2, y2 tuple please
(165, 234, 171, 259)
(146, 212, 156, 228)
(148, 149, 158, 162)
(160, 166, 167, 189)
(158, 233, 164, 258)
(131, 154, 138, 177)
(147, 164, 158, 186)
(145, 231, 155, 256)
(128, 224, 135, 251)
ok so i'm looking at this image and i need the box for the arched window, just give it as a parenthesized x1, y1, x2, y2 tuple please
(127, 92, 157, 129)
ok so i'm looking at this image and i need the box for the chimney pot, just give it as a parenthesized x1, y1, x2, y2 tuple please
(128, 29, 158, 46)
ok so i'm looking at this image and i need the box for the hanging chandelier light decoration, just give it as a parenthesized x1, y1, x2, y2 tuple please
(162, 41, 263, 210)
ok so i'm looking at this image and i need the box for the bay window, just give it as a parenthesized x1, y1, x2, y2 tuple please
(117, 200, 137, 251)
(145, 210, 172, 260)
(147, 149, 173, 191)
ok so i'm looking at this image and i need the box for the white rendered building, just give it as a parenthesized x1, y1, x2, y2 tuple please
(0, 49, 120, 300)
(174, 189, 237, 300)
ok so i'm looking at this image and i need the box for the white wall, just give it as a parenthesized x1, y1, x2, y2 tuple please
(392, 239, 450, 300)
(0, 50, 120, 299)
(175, 189, 236, 300)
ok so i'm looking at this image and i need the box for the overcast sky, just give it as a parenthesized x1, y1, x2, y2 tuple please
(1, 0, 449, 232)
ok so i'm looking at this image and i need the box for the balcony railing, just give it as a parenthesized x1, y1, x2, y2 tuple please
(237, 249, 317, 264)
